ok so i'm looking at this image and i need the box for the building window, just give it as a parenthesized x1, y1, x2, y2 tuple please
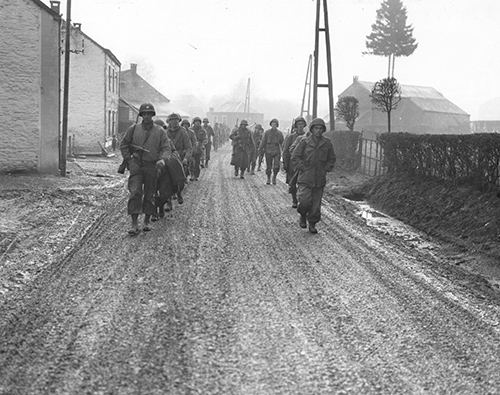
(108, 66, 112, 91)
(112, 111, 116, 135)
(108, 110, 111, 136)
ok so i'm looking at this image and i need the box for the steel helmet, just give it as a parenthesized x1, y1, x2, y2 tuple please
(180, 119, 190, 127)
(294, 117, 307, 127)
(309, 118, 326, 132)
(139, 103, 156, 116)
(167, 113, 181, 121)
(192, 117, 202, 124)
(203, 117, 209, 123)
(240, 119, 249, 126)
(270, 118, 279, 126)
(255, 123, 263, 130)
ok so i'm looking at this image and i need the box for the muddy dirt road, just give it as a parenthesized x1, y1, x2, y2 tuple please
(1, 146, 500, 394)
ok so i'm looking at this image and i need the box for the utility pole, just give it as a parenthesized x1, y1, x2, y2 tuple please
(300, 54, 313, 123)
(243, 77, 251, 114)
(312, 0, 335, 131)
(60, 0, 72, 176)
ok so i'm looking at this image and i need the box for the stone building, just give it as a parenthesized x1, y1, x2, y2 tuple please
(0, 0, 61, 173)
(62, 23, 121, 154)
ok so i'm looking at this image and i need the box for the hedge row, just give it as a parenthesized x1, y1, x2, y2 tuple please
(379, 133, 500, 190)
(325, 130, 362, 170)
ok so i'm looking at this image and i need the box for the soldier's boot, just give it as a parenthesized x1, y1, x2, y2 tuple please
(158, 204, 165, 218)
(234, 167, 239, 177)
(165, 198, 173, 212)
(128, 214, 140, 236)
(308, 222, 318, 234)
(143, 215, 152, 232)
(292, 196, 298, 209)
(240, 169, 245, 179)
(299, 214, 307, 229)
(266, 174, 271, 185)
(272, 173, 277, 185)
(177, 191, 184, 205)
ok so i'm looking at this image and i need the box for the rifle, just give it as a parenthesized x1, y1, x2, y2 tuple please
(118, 114, 141, 174)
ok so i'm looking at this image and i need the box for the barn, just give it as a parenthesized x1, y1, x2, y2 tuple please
(339, 77, 470, 139)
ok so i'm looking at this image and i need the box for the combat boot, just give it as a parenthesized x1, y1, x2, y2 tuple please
(292, 199, 298, 209)
(240, 169, 245, 179)
(272, 174, 277, 185)
(308, 222, 318, 234)
(299, 214, 307, 228)
(266, 175, 271, 185)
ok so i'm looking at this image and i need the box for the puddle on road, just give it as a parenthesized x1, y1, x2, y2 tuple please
(345, 199, 438, 254)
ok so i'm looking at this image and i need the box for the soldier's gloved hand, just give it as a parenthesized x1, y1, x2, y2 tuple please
(156, 159, 165, 168)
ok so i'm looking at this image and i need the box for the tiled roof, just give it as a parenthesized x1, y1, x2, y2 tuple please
(120, 69, 170, 104)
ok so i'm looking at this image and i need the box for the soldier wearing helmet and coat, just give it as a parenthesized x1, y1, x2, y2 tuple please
(230, 119, 255, 179)
(259, 118, 284, 185)
(202, 118, 215, 168)
(191, 117, 208, 181)
(283, 117, 307, 208)
(291, 117, 336, 234)
(120, 103, 173, 235)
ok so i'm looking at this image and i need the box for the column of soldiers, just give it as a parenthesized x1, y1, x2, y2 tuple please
(229, 116, 336, 234)
(120, 103, 227, 236)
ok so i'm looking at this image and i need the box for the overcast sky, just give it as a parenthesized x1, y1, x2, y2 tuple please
(46, 0, 500, 120)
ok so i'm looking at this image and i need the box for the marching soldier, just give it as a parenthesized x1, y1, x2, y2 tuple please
(191, 117, 207, 181)
(291, 118, 335, 234)
(229, 119, 255, 179)
(250, 124, 264, 174)
(259, 118, 284, 185)
(283, 117, 307, 208)
(202, 118, 215, 168)
(120, 103, 173, 235)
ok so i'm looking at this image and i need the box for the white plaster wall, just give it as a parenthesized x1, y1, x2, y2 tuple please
(62, 29, 104, 153)
(39, 8, 61, 173)
(0, 0, 42, 172)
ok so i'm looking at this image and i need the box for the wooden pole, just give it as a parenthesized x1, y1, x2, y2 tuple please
(300, 55, 312, 119)
(322, 0, 334, 131)
(60, 0, 72, 176)
(312, 0, 320, 119)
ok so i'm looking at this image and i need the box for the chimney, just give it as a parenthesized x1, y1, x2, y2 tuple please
(353, 75, 359, 83)
(130, 63, 137, 74)
(50, 1, 60, 14)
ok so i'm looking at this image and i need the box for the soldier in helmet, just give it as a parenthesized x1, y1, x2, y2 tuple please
(249, 124, 264, 175)
(283, 117, 307, 208)
(229, 119, 255, 179)
(291, 118, 336, 234)
(181, 119, 196, 179)
(259, 118, 284, 185)
(202, 118, 215, 168)
(120, 103, 173, 235)
(191, 117, 208, 181)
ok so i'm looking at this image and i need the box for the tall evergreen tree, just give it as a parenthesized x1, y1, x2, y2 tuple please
(365, 0, 418, 77)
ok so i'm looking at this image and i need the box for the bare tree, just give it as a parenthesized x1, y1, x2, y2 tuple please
(370, 77, 402, 133)
(335, 96, 359, 132)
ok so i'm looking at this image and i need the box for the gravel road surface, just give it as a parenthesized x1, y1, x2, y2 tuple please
(1, 146, 499, 394)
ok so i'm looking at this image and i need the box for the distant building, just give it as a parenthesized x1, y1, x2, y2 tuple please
(0, 0, 61, 173)
(206, 102, 264, 128)
(119, 63, 189, 132)
(338, 77, 470, 138)
(472, 98, 500, 133)
(61, 23, 121, 154)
